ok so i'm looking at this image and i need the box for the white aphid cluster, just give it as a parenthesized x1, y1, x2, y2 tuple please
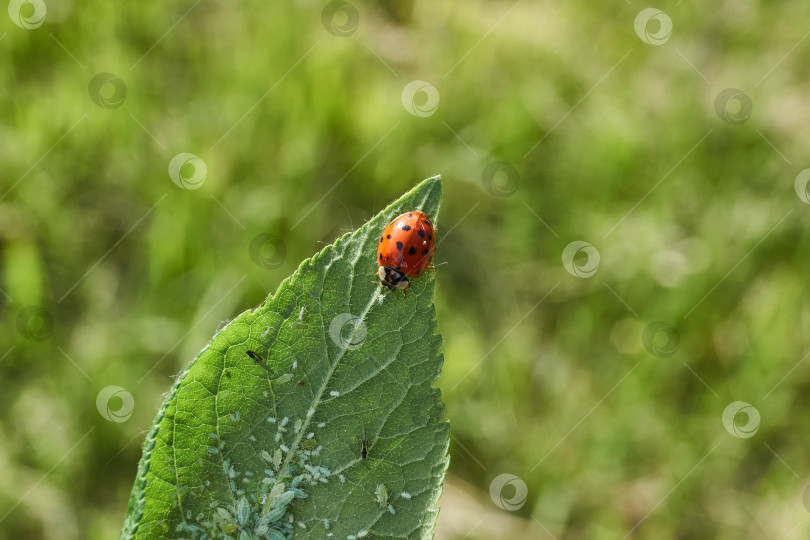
(174, 410, 329, 540)
(167, 306, 402, 539)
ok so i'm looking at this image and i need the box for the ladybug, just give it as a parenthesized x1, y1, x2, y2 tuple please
(376, 211, 437, 295)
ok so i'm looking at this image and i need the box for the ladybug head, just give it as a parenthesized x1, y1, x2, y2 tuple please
(378, 266, 410, 292)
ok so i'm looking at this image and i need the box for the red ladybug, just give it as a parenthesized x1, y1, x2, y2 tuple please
(377, 211, 437, 295)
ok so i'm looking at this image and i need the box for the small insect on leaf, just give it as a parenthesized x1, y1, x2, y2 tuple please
(361, 424, 368, 459)
(237, 496, 250, 526)
(375, 483, 388, 507)
(262, 504, 286, 524)
(246, 350, 273, 374)
(301, 438, 318, 450)
(215, 507, 233, 522)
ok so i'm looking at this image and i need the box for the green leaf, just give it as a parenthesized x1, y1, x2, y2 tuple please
(120, 176, 449, 539)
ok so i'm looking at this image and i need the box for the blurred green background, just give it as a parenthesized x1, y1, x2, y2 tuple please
(2, 0, 810, 538)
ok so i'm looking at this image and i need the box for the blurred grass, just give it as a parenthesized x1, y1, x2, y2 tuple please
(2, 0, 810, 538)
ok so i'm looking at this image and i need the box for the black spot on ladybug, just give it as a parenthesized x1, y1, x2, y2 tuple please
(408, 213, 413, 217)
(422, 249, 429, 255)
(425, 220, 431, 226)
(402, 225, 411, 231)
(379, 236, 383, 243)
(379, 253, 382, 260)
(396, 241, 403, 251)
(408, 247, 417, 255)
(386, 234, 391, 239)
(428, 234, 432, 240)
(418, 229, 425, 238)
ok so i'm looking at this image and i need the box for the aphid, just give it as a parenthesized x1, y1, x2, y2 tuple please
(276, 373, 293, 384)
(263, 506, 287, 525)
(237, 496, 250, 526)
(376, 211, 437, 296)
(274, 491, 295, 508)
(267, 530, 286, 540)
(289, 306, 307, 328)
(329, 390, 340, 397)
(298, 380, 306, 386)
(375, 483, 388, 507)
(361, 424, 368, 459)
(357, 530, 368, 538)
(324, 518, 330, 530)
(401, 491, 411, 499)
(388, 504, 396, 515)
(246, 350, 273, 374)
(302, 438, 318, 450)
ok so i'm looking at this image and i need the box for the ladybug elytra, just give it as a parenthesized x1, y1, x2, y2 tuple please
(376, 211, 437, 295)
